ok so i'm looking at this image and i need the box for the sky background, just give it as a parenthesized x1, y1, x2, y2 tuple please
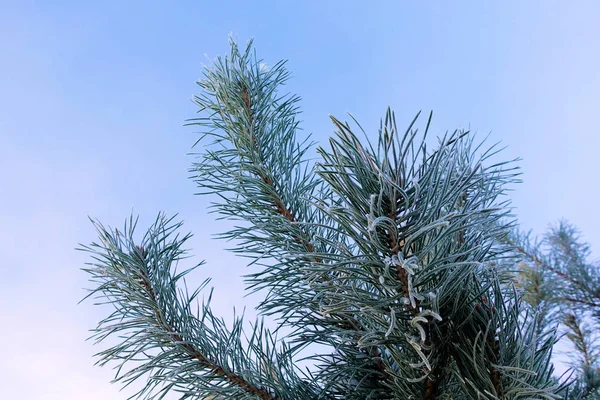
(1, 1, 599, 398)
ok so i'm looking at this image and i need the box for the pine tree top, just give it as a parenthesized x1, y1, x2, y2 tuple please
(80, 38, 565, 400)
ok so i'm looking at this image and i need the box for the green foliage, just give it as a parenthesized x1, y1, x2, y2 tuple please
(80, 215, 320, 399)
(509, 221, 600, 399)
(81, 39, 565, 399)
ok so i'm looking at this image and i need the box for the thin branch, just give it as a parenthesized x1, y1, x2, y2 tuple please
(563, 297, 600, 309)
(239, 83, 390, 387)
(507, 238, 592, 295)
(239, 82, 317, 256)
(138, 246, 279, 400)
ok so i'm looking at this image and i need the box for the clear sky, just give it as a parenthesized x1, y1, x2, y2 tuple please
(1, 1, 599, 398)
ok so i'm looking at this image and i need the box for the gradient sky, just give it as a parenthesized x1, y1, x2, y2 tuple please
(1, 1, 599, 398)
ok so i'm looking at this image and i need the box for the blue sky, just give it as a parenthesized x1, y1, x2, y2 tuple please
(1, 1, 599, 398)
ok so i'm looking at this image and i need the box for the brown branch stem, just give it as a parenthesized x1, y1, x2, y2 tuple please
(136, 257, 279, 400)
(508, 239, 591, 295)
(563, 297, 600, 308)
(238, 84, 389, 387)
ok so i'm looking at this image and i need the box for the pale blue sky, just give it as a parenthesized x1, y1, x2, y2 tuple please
(1, 1, 599, 398)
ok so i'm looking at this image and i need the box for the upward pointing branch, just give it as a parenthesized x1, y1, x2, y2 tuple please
(189, 39, 391, 394)
(239, 81, 316, 254)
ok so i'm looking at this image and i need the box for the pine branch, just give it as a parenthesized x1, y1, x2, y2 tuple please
(187, 39, 324, 298)
(509, 239, 590, 295)
(507, 226, 600, 322)
(233, 80, 317, 256)
(564, 298, 600, 309)
(312, 108, 556, 398)
(187, 39, 394, 396)
(565, 314, 594, 368)
(564, 313, 600, 398)
(134, 258, 278, 400)
(506, 223, 600, 397)
(80, 214, 322, 400)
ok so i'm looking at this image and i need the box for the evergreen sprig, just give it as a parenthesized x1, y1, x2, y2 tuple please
(81, 38, 565, 399)
(80, 214, 324, 400)
(508, 222, 600, 398)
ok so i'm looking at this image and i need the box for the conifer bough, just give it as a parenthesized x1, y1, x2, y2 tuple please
(81, 39, 565, 399)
